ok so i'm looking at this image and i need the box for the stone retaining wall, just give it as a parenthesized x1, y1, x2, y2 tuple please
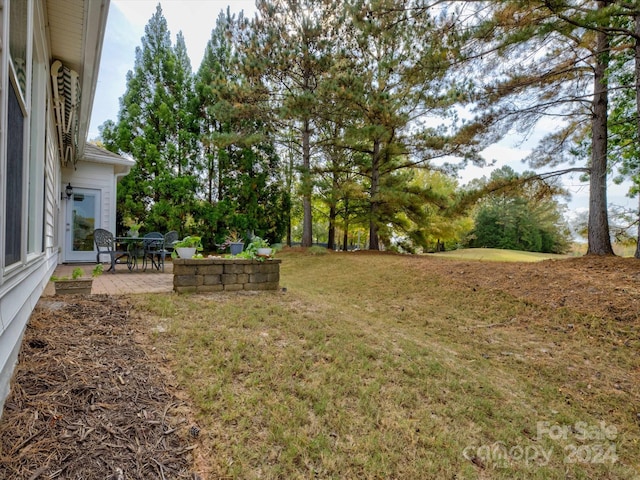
(172, 258, 281, 293)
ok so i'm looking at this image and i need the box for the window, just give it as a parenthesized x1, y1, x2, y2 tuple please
(4, 79, 24, 266)
(9, 0, 28, 101)
(3, 0, 35, 268)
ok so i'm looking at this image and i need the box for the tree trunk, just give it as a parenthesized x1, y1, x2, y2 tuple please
(635, 13, 640, 259)
(636, 193, 640, 259)
(327, 171, 339, 250)
(369, 139, 381, 250)
(286, 137, 294, 247)
(586, 18, 614, 256)
(343, 198, 349, 251)
(301, 118, 313, 247)
(206, 146, 213, 204)
(328, 204, 336, 251)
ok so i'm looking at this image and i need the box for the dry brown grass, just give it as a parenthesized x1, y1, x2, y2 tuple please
(133, 249, 640, 479)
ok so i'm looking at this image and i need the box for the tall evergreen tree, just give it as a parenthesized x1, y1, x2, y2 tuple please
(195, 8, 289, 245)
(463, 0, 617, 255)
(100, 4, 199, 235)
(607, 2, 640, 257)
(468, 166, 572, 253)
(587, 2, 614, 255)
(327, 1, 491, 249)
(249, 0, 339, 247)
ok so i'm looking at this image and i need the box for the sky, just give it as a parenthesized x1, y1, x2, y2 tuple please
(88, 0, 635, 221)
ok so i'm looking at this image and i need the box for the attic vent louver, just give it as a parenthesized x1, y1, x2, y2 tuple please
(51, 60, 81, 167)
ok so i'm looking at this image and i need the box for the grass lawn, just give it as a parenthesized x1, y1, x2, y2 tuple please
(430, 247, 568, 262)
(134, 250, 639, 479)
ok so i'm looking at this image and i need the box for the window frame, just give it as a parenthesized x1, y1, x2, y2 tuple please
(2, 0, 34, 276)
(27, 14, 46, 259)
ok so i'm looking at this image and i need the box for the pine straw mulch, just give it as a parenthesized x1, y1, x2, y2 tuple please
(429, 254, 640, 323)
(0, 295, 198, 480)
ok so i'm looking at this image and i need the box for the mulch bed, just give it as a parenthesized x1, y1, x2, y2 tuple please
(0, 295, 197, 479)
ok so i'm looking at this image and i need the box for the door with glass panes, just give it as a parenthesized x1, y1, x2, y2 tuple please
(65, 188, 101, 262)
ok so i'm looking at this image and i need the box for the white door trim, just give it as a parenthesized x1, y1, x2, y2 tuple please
(64, 187, 101, 262)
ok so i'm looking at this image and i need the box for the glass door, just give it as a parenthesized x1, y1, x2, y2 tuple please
(65, 188, 100, 262)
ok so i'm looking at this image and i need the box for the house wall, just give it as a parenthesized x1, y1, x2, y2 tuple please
(59, 160, 118, 263)
(0, 1, 61, 415)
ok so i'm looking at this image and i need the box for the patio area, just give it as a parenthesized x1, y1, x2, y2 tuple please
(43, 261, 174, 296)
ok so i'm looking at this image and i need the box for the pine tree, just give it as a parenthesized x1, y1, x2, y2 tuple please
(195, 8, 289, 245)
(607, 2, 640, 257)
(101, 4, 199, 235)
(468, 166, 572, 253)
(324, 1, 491, 249)
(464, 0, 618, 255)
(249, 0, 340, 247)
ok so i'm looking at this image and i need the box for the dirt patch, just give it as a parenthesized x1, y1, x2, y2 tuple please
(415, 255, 640, 323)
(0, 295, 197, 479)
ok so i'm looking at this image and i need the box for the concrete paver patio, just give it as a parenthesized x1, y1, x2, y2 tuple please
(43, 261, 174, 296)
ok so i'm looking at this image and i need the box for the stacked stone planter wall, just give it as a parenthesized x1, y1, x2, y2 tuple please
(173, 258, 281, 293)
(54, 279, 93, 295)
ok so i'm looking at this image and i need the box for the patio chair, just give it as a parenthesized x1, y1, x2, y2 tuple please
(94, 228, 129, 273)
(164, 230, 179, 256)
(142, 232, 166, 272)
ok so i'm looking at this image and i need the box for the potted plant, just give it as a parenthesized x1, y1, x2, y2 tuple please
(252, 236, 272, 257)
(124, 217, 142, 238)
(225, 230, 244, 255)
(51, 265, 102, 295)
(172, 235, 203, 259)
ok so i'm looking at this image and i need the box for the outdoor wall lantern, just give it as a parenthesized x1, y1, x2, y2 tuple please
(65, 183, 73, 199)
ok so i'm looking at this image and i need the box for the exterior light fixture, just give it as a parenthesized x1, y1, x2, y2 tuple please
(65, 183, 73, 199)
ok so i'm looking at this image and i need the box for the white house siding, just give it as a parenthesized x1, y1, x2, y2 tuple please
(0, 0, 112, 416)
(46, 108, 61, 257)
(0, 161, 58, 411)
(0, 0, 60, 414)
(59, 160, 116, 260)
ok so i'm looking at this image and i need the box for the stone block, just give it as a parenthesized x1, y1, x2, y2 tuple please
(243, 264, 258, 274)
(173, 275, 202, 287)
(224, 263, 245, 274)
(196, 284, 224, 293)
(223, 283, 244, 291)
(262, 263, 279, 274)
(250, 272, 269, 283)
(197, 264, 224, 275)
(221, 273, 237, 284)
(172, 264, 192, 275)
(203, 274, 222, 285)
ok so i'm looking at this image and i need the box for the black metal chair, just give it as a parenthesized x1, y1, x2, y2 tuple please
(164, 230, 179, 256)
(142, 232, 165, 272)
(93, 228, 129, 273)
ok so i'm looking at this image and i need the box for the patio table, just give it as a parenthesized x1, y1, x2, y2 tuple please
(115, 237, 145, 271)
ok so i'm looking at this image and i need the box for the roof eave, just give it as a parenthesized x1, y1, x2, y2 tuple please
(76, 0, 110, 157)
